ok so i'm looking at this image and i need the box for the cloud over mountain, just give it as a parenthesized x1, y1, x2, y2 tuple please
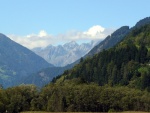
(8, 25, 115, 49)
(84, 25, 105, 37)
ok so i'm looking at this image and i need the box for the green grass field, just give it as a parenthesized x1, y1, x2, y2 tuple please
(21, 111, 148, 113)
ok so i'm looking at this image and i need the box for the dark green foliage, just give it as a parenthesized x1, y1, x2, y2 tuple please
(0, 17, 150, 113)
(0, 81, 149, 112)
(24, 17, 150, 88)
(30, 80, 150, 112)
(86, 26, 130, 56)
(54, 24, 150, 91)
(0, 84, 38, 113)
(31, 22, 150, 112)
(22, 24, 129, 88)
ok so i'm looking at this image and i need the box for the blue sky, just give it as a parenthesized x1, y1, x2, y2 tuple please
(0, 0, 150, 48)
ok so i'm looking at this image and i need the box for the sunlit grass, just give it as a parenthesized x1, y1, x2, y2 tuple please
(121, 111, 149, 113)
(21, 111, 148, 113)
(21, 112, 100, 113)
(21, 111, 50, 113)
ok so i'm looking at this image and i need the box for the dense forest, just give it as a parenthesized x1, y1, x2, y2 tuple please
(53, 24, 150, 91)
(0, 24, 150, 113)
(0, 82, 150, 112)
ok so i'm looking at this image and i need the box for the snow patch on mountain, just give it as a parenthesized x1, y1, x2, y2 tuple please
(32, 40, 99, 67)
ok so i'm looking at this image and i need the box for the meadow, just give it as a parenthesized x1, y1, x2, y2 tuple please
(21, 111, 148, 113)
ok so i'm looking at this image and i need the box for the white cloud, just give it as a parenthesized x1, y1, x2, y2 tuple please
(8, 25, 115, 49)
(38, 30, 48, 37)
(84, 25, 105, 37)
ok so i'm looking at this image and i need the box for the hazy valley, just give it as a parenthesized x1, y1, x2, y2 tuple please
(0, 13, 150, 112)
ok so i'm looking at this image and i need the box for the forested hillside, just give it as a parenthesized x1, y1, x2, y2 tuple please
(23, 26, 128, 87)
(24, 17, 150, 88)
(26, 25, 131, 87)
(0, 19, 150, 113)
(86, 17, 150, 57)
(53, 24, 150, 91)
(86, 26, 129, 56)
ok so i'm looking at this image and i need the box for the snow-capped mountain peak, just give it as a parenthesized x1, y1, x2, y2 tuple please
(63, 41, 79, 50)
(32, 41, 98, 67)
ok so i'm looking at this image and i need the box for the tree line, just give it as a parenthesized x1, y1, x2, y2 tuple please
(0, 81, 150, 113)
(0, 22, 150, 113)
(53, 24, 150, 91)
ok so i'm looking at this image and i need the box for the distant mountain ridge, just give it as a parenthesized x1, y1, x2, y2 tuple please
(0, 18, 150, 86)
(42, 23, 150, 112)
(23, 26, 131, 87)
(86, 17, 150, 57)
(86, 26, 130, 57)
(54, 23, 150, 90)
(32, 41, 98, 66)
(26, 16, 150, 87)
(134, 17, 150, 28)
(0, 34, 53, 88)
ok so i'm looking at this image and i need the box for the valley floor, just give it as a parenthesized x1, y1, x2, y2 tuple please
(21, 111, 148, 113)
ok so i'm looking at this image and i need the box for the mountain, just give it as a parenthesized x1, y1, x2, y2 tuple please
(37, 22, 150, 112)
(54, 23, 150, 91)
(0, 24, 150, 113)
(86, 26, 130, 56)
(0, 34, 53, 88)
(51, 17, 150, 86)
(86, 17, 150, 57)
(23, 64, 73, 87)
(32, 41, 97, 67)
(1, 17, 150, 113)
(24, 27, 130, 87)
(1, 18, 150, 113)
(134, 17, 150, 28)
(24, 17, 150, 88)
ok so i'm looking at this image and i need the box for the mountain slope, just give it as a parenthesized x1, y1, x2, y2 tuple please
(86, 26, 130, 56)
(25, 17, 150, 88)
(23, 64, 73, 87)
(134, 17, 150, 28)
(32, 41, 97, 66)
(86, 17, 150, 57)
(1, 25, 150, 113)
(54, 24, 150, 91)
(24, 27, 130, 87)
(0, 34, 53, 88)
